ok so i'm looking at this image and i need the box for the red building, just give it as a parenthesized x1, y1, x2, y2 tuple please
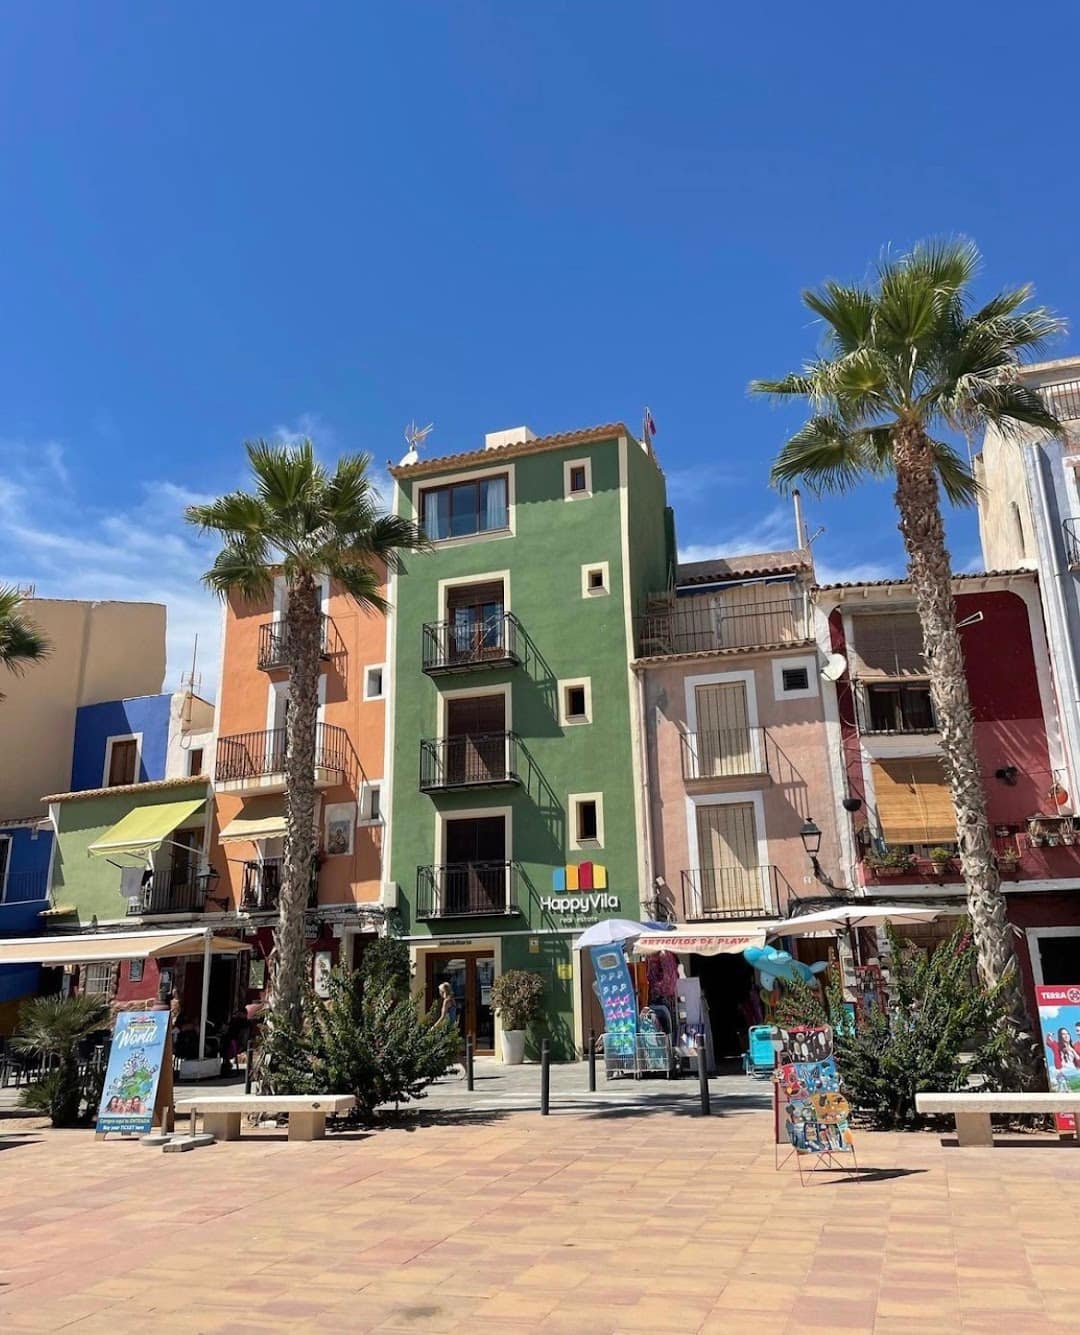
(816, 570, 1080, 1007)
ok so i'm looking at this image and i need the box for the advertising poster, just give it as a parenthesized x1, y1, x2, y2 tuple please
(1036, 984, 1080, 1132)
(590, 943, 637, 1057)
(776, 1056, 854, 1155)
(95, 1011, 169, 1137)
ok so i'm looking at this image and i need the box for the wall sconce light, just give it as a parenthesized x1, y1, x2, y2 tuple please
(995, 766, 1019, 786)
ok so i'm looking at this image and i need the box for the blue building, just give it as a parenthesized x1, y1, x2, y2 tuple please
(0, 819, 53, 1018)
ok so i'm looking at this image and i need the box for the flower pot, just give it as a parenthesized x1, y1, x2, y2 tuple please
(1048, 835, 1061, 848)
(930, 861, 949, 876)
(501, 1029, 527, 1065)
(872, 866, 906, 879)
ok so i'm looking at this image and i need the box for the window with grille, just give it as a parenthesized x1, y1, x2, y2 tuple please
(82, 963, 115, 996)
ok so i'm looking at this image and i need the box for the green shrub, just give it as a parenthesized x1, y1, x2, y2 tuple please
(489, 970, 545, 1031)
(14, 994, 111, 1126)
(361, 936, 411, 999)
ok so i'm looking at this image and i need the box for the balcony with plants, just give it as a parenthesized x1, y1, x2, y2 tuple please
(858, 817, 1080, 887)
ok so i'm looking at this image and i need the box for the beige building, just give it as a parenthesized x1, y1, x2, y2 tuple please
(0, 598, 167, 821)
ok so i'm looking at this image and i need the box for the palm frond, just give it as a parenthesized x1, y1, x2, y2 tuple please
(0, 585, 51, 675)
(246, 438, 326, 515)
(185, 491, 269, 537)
(801, 282, 875, 354)
(322, 558, 389, 614)
(201, 539, 275, 603)
(769, 417, 883, 496)
(928, 439, 980, 506)
(750, 372, 818, 400)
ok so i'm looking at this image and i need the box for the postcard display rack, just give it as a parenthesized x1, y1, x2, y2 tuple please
(773, 1024, 857, 1183)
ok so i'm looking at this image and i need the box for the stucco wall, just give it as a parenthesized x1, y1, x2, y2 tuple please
(70, 694, 172, 791)
(0, 599, 165, 819)
(0, 824, 53, 1005)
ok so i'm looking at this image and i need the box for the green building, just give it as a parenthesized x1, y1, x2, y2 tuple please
(385, 423, 672, 1059)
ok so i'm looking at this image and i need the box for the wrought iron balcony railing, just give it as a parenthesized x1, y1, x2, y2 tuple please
(1040, 378, 1080, 422)
(216, 723, 348, 784)
(416, 861, 520, 918)
(636, 598, 806, 658)
(421, 612, 521, 675)
(240, 857, 319, 911)
(681, 866, 781, 920)
(680, 728, 770, 780)
(1064, 518, 1080, 570)
(1, 871, 50, 904)
(419, 732, 521, 792)
(126, 869, 212, 917)
(257, 616, 331, 671)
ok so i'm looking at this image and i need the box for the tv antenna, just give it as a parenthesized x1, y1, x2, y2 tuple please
(400, 420, 434, 467)
(821, 652, 848, 682)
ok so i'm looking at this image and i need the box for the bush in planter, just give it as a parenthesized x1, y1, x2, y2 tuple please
(865, 847, 916, 876)
(489, 970, 545, 1032)
(928, 846, 954, 872)
(14, 994, 111, 1126)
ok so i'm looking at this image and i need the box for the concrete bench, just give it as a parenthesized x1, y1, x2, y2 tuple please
(175, 1094, 356, 1142)
(915, 1091, 1080, 1146)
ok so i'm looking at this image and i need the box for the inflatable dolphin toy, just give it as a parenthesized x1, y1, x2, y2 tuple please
(743, 944, 828, 990)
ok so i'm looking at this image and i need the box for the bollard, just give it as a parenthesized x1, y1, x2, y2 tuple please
(540, 1039, 550, 1115)
(465, 1035, 474, 1091)
(244, 1036, 254, 1094)
(587, 1028, 596, 1092)
(696, 1034, 711, 1117)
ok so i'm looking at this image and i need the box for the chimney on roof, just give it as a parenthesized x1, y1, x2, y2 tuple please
(484, 426, 536, 451)
(792, 490, 807, 549)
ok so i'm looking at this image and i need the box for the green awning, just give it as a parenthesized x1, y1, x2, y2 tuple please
(87, 798, 206, 859)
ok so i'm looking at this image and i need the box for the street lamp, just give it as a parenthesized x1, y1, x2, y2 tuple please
(799, 819, 822, 859)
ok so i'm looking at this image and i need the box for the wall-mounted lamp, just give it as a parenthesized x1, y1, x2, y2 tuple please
(995, 766, 1019, 786)
(799, 819, 822, 858)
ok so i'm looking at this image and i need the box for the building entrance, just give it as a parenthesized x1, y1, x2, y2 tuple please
(690, 952, 755, 1067)
(426, 950, 496, 1052)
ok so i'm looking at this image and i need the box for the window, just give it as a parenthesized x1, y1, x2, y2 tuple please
(559, 678, 592, 725)
(359, 781, 383, 825)
(569, 793, 604, 849)
(781, 667, 809, 693)
(771, 656, 817, 701)
(188, 747, 204, 777)
(105, 737, 138, 787)
(581, 562, 610, 598)
(82, 963, 114, 996)
(865, 682, 937, 734)
(364, 665, 385, 701)
(563, 457, 592, 501)
(420, 474, 509, 541)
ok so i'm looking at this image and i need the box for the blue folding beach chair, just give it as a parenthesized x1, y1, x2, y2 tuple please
(743, 1025, 777, 1078)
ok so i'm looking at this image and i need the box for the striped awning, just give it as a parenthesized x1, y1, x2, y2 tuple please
(0, 929, 251, 966)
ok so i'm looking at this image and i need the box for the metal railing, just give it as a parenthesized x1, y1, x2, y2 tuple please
(419, 732, 521, 791)
(216, 723, 349, 783)
(635, 598, 805, 657)
(126, 869, 211, 916)
(241, 857, 319, 911)
(257, 615, 331, 670)
(680, 728, 770, 780)
(681, 866, 780, 919)
(1041, 378, 1080, 422)
(1, 871, 50, 903)
(416, 861, 520, 917)
(1064, 518, 1080, 569)
(421, 612, 521, 674)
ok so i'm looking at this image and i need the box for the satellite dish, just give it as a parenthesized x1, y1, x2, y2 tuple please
(821, 653, 848, 682)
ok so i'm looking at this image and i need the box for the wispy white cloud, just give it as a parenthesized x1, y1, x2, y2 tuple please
(678, 506, 797, 564)
(813, 556, 901, 585)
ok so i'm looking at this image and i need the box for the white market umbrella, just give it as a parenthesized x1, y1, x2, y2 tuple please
(573, 919, 657, 950)
(766, 904, 949, 939)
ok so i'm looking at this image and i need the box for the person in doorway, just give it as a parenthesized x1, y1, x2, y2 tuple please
(438, 981, 458, 1028)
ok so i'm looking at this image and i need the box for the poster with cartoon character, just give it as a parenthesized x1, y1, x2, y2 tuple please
(1036, 985, 1080, 1131)
(95, 1011, 169, 1136)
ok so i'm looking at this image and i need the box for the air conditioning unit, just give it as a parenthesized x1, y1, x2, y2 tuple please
(381, 882, 400, 910)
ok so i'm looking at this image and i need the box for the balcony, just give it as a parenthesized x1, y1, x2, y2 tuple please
(681, 728, 770, 782)
(421, 612, 521, 675)
(257, 616, 331, 671)
(1041, 378, 1080, 422)
(419, 733, 521, 793)
(126, 869, 212, 917)
(416, 861, 521, 918)
(681, 866, 782, 920)
(215, 723, 348, 794)
(1, 871, 50, 904)
(636, 598, 806, 658)
(1064, 519, 1080, 570)
(240, 857, 319, 912)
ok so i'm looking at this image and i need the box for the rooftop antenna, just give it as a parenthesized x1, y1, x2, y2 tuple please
(180, 635, 202, 726)
(400, 420, 434, 467)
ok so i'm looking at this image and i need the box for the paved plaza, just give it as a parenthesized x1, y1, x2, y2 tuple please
(3, 1074, 1080, 1335)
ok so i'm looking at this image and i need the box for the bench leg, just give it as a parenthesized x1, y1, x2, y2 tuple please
(288, 1111, 326, 1142)
(954, 1111, 993, 1147)
(203, 1112, 242, 1141)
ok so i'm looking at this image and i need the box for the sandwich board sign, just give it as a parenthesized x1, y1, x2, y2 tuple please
(95, 1011, 170, 1137)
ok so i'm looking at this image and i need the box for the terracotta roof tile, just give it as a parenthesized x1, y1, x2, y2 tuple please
(814, 568, 1035, 592)
(43, 775, 209, 805)
(388, 423, 631, 479)
(676, 549, 811, 586)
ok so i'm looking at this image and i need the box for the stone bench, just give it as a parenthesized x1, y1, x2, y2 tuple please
(175, 1094, 356, 1142)
(915, 1091, 1080, 1146)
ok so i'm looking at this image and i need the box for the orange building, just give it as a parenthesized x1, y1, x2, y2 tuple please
(212, 574, 389, 992)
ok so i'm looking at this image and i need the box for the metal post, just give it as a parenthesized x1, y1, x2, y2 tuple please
(696, 1033, 710, 1117)
(198, 929, 212, 1062)
(244, 1034, 254, 1094)
(540, 1039, 550, 1115)
(587, 1028, 596, 1092)
(465, 1035, 474, 1091)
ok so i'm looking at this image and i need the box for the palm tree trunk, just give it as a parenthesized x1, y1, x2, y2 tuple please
(892, 421, 1038, 1080)
(272, 572, 321, 1031)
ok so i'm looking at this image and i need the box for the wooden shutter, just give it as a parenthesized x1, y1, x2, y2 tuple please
(872, 757, 956, 843)
(108, 739, 137, 787)
(446, 581, 504, 612)
(694, 683, 752, 776)
(851, 613, 926, 678)
(696, 802, 757, 870)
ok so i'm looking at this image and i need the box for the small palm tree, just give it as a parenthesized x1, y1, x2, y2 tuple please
(753, 239, 1065, 1071)
(15, 994, 111, 1125)
(0, 585, 50, 696)
(187, 440, 424, 1031)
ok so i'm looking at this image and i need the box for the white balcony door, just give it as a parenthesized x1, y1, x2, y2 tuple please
(694, 682, 753, 777)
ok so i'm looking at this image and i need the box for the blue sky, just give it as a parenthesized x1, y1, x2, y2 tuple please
(2, 2, 1079, 692)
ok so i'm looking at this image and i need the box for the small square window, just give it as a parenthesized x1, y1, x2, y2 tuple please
(566, 686, 587, 718)
(188, 747, 204, 777)
(570, 465, 587, 493)
(581, 562, 610, 598)
(577, 800, 598, 842)
(782, 667, 810, 692)
(559, 677, 592, 725)
(359, 782, 383, 824)
(564, 458, 592, 500)
(364, 665, 385, 701)
(588, 570, 604, 590)
(569, 792, 604, 849)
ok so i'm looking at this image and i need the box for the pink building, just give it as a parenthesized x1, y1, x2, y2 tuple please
(635, 544, 841, 1060)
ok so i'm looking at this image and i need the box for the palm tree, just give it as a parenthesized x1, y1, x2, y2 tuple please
(753, 239, 1065, 1068)
(15, 993, 111, 1125)
(0, 585, 50, 695)
(187, 440, 423, 1031)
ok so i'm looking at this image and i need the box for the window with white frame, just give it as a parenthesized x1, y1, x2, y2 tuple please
(558, 677, 592, 726)
(563, 457, 592, 500)
(82, 963, 115, 996)
(569, 793, 604, 849)
(103, 735, 140, 788)
(581, 561, 610, 598)
(771, 655, 818, 701)
(364, 664, 385, 701)
(359, 781, 383, 825)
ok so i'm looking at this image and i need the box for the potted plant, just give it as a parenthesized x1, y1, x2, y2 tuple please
(928, 847, 954, 876)
(996, 847, 1021, 879)
(489, 970, 545, 1065)
(865, 848, 916, 879)
(1063, 819, 1077, 847)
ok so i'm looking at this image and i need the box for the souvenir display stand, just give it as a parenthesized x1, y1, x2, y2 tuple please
(772, 1025, 858, 1184)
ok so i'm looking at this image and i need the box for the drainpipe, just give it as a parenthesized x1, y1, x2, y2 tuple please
(198, 928, 212, 1062)
(634, 666, 656, 916)
(793, 489, 807, 549)
(1033, 451, 1080, 798)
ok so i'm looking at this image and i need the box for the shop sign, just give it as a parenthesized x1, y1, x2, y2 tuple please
(540, 893, 619, 915)
(1037, 984, 1080, 1131)
(590, 944, 636, 1056)
(95, 1011, 169, 1138)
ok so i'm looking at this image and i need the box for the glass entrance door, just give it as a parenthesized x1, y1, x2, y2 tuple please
(427, 951, 496, 1052)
